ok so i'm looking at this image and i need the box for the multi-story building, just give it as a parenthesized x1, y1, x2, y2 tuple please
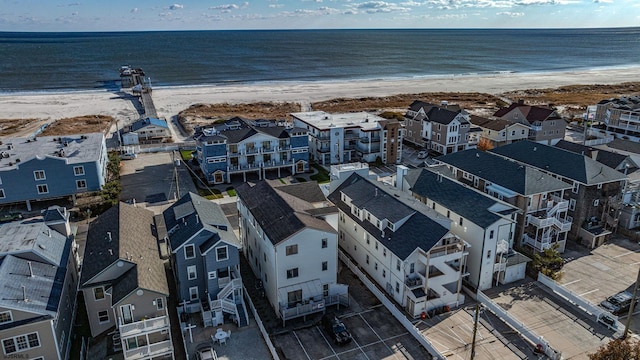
(161, 192, 248, 327)
(595, 96, 640, 137)
(80, 202, 173, 360)
(403, 100, 476, 155)
(469, 115, 530, 149)
(121, 118, 171, 145)
(0, 206, 78, 360)
(493, 101, 566, 145)
(291, 111, 403, 165)
(437, 149, 573, 253)
(490, 141, 627, 248)
(236, 180, 348, 326)
(396, 166, 527, 291)
(327, 171, 467, 318)
(0, 133, 107, 210)
(195, 117, 309, 184)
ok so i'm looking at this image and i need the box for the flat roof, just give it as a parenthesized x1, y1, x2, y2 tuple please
(291, 111, 384, 131)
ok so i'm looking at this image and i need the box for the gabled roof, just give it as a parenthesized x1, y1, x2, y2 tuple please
(163, 192, 239, 251)
(469, 115, 529, 131)
(327, 173, 450, 259)
(0, 255, 63, 319)
(555, 140, 636, 171)
(236, 181, 336, 245)
(493, 103, 561, 122)
(426, 107, 468, 125)
(130, 118, 169, 131)
(490, 140, 626, 185)
(80, 203, 168, 297)
(404, 168, 518, 228)
(42, 205, 68, 223)
(0, 221, 68, 267)
(274, 181, 328, 203)
(437, 149, 570, 195)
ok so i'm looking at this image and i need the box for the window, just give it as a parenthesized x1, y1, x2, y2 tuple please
(487, 250, 492, 259)
(383, 270, 386, 278)
(0, 189, 5, 199)
(33, 170, 46, 181)
(93, 287, 105, 301)
(184, 245, 195, 259)
(36, 184, 48, 194)
(447, 210, 450, 218)
(569, 198, 576, 211)
(216, 246, 228, 261)
(366, 234, 370, 245)
(410, 263, 414, 273)
(187, 265, 197, 280)
(395, 282, 400, 293)
(74, 166, 85, 176)
(98, 311, 109, 323)
(396, 259, 401, 271)
(156, 297, 165, 310)
(323, 284, 329, 297)
(572, 182, 579, 194)
(597, 183, 603, 189)
(189, 286, 199, 301)
(375, 263, 378, 271)
(489, 230, 494, 239)
(460, 217, 464, 226)
(366, 254, 370, 264)
(2, 332, 40, 354)
(208, 271, 217, 280)
(286, 244, 298, 256)
(322, 261, 328, 271)
(383, 248, 387, 257)
(76, 179, 87, 189)
(321, 238, 328, 248)
(594, 199, 600, 206)
(286, 268, 299, 279)
(0, 311, 12, 324)
(375, 241, 378, 250)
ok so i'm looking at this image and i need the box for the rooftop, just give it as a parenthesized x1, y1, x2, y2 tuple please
(0, 220, 68, 267)
(291, 111, 384, 131)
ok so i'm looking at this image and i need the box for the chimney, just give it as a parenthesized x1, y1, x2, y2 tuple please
(196, 214, 199, 224)
(22, 286, 28, 302)
(27, 261, 34, 277)
(395, 165, 409, 191)
(518, 99, 524, 105)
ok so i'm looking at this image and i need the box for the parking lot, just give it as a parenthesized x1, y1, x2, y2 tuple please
(272, 305, 430, 360)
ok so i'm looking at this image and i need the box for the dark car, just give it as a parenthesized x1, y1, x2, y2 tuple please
(322, 315, 352, 345)
(600, 291, 637, 315)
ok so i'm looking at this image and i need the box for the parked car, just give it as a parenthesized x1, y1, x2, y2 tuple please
(600, 290, 637, 315)
(195, 345, 218, 360)
(417, 150, 429, 159)
(119, 153, 137, 160)
(322, 315, 352, 345)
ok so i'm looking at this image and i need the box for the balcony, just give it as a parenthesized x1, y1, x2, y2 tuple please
(280, 298, 326, 322)
(228, 162, 262, 171)
(317, 147, 331, 153)
(405, 273, 424, 289)
(316, 134, 331, 141)
(428, 242, 465, 259)
(124, 339, 173, 360)
(263, 159, 295, 169)
(522, 234, 561, 252)
(531, 125, 543, 132)
(119, 315, 170, 338)
(344, 131, 360, 139)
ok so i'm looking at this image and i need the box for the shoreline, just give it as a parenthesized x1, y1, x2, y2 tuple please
(0, 66, 639, 122)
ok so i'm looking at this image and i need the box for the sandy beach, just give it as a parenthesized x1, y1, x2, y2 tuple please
(1, 67, 639, 123)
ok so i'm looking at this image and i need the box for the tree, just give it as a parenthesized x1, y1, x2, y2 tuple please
(477, 137, 494, 151)
(589, 338, 640, 359)
(531, 243, 563, 280)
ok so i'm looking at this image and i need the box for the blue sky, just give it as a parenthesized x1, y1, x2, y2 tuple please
(0, 0, 637, 31)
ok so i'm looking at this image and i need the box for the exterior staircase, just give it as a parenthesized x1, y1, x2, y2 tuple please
(236, 303, 249, 327)
(211, 278, 250, 327)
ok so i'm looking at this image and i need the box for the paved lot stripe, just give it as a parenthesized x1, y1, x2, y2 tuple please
(316, 326, 340, 360)
(293, 331, 312, 360)
(358, 313, 401, 360)
(579, 288, 599, 296)
(322, 333, 409, 360)
(350, 337, 371, 360)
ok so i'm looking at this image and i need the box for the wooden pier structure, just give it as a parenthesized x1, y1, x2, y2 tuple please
(120, 65, 158, 119)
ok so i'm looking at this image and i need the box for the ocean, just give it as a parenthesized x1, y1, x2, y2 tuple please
(0, 28, 639, 94)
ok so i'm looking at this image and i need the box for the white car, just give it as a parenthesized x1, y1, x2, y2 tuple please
(119, 153, 137, 160)
(417, 150, 429, 159)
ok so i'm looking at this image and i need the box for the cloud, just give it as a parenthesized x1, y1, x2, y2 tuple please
(268, 3, 285, 7)
(352, 1, 410, 13)
(210, 4, 240, 10)
(71, 11, 79, 16)
(496, 11, 524, 16)
(131, 8, 139, 13)
(593, 0, 613, 2)
(421, 0, 578, 8)
(169, 4, 184, 10)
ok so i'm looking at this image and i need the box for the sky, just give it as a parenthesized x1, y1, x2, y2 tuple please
(0, 0, 637, 32)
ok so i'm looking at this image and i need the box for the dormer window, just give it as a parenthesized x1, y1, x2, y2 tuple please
(351, 205, 361, 219)
(387, 222, 395, 231)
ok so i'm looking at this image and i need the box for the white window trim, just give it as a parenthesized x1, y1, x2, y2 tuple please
(36, 184, 48, 194)
(569, 198, 576, 211)
(189, 286, 199, 301)
(208, 271, 217, 280)
(33, 170, 46, 181)
(0, 189, 5, 199)
(2, 332, 41, 354)
(187, 265, 197, 280)
(216, 245, 229, 261)
(76, 179, 87, 190)
(97, 310, 110, 324)
(74, 166, 85, 176)
(155, 297, 165, 310)
(93, 286, 105, 301)
(184, 244, 196, 259)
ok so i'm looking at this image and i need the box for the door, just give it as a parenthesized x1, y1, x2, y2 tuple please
(407, 298, 415, 316)
(121, 304, 133, 324)
(296, 161, 304, 173)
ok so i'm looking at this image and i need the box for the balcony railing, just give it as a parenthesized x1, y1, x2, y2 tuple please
(522, 234, 565, 252)
(280, 298, 326, 321)
(429, 242, 465, 259)
(228, 163, 262, 171)
(124, 340, 173, 360)
(119, 315, 170, 337)
(405, 276, 423, 289)
(493, 262, 507, 273)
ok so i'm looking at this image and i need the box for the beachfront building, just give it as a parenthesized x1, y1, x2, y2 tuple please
(0, 133, 107, 211)
(161, 192, 248, 327)
(437, 149, 573, 253)
(493, 100, 566, 145)
(291, 111, 403, 165)
(194, 117, 309, 184)
(80, 202, 174, 359)
(0, 206, 78, 360)
(490, 141, 627, 248)
(236, 181, 348, 325)
(469, 115, 530, 149)
(395, 166, 526, 291)
(403, 100, 476, 155)
(121, 118, 171, 145)
(594, 96, 640, 137)
(327, 170, 467, 318)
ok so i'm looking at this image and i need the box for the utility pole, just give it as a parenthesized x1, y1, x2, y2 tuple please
(470, 303, 480, 359)
(623, 266, 640, 339)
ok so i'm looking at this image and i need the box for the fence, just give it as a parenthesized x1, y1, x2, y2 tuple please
(243, 284, 281, 360)
(338, 250, 446, 360)
(477, 291, 562, 360)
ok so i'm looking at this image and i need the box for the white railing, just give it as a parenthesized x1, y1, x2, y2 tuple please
(280, 299, 326, 321)
(210, 298, 237, 315)
(522, 234, 553, 251)
(124, 339, 173, 360)
(217, 278, 242, 301)
(493, 262, 506, 273)
(552, 217, 572, 232)
(119, 315, 169, 337)
(527, 215, 554, 228)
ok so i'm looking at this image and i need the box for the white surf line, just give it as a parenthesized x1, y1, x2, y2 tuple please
(562, 279, 581, 286)
(358, 313, 403, 360)
(316, 326, 340, 360)
(293, 331, 312, 360)
(579, 289, 599, 297)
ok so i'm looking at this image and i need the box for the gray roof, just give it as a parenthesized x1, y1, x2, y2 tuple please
(130, 118, 169, 131)
(0, 133, 104, 171)
(272, 181, 328, 204)
(81, 203, 169, 300)
(42, 206, 69, 223)
(327, 173, 450, 259)
(404, 168, 518, 228)
(0, 255, 63, 319)
(196, 117, 293, 144)
(0, 221, 68, 266)
(555, 140, 635, 171)
(607, 138, 640, 155)
(490, 141, 627, 185)
(163, 192, 240, 251)
(437, 149, 570, 196)
(236, 181, 336, 245)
